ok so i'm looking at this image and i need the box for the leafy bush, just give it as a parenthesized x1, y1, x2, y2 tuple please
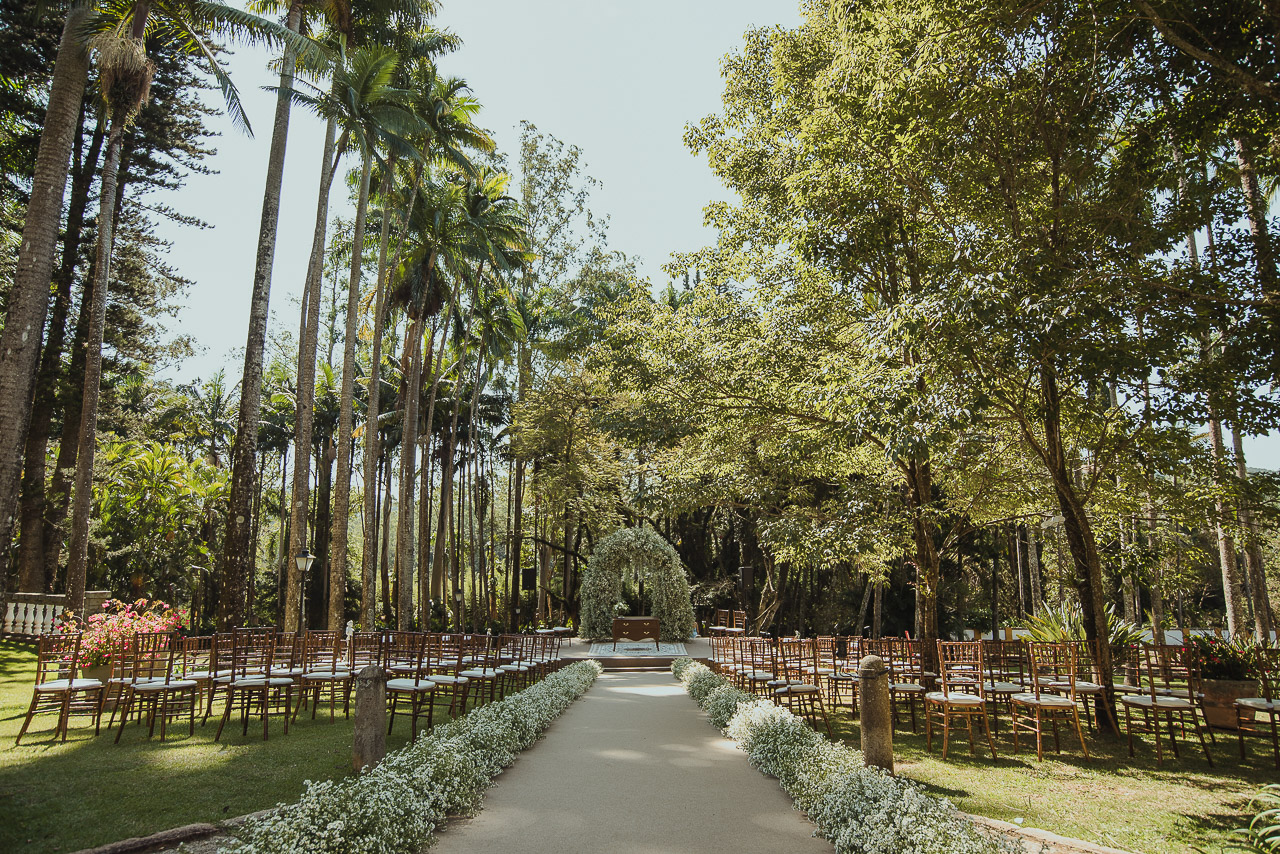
(672, 660, 1012, 854)
(222, 660, 602, 854)
(1238, 784, 1280, 852)
(56, 598, 189, 667)
(1184, 635, 1260, 682)
(1024, 600, 1144, 651)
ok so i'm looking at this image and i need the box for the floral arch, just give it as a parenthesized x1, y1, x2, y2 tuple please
(578, 526, 696, 642)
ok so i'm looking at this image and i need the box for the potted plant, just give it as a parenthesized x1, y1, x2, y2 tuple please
(1182, 634, 1259, 729)
(56, 599, 189, 701)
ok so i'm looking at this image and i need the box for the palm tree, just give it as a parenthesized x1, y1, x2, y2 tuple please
(62, 0, 320, 613)
(360, 63, 492, 626)
(283, 21, 455, 632)
(284, 43, 419, 629)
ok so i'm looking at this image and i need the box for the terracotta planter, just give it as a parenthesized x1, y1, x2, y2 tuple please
(1200, 678, 1258, 730)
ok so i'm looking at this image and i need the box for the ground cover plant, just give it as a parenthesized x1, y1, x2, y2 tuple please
(221, 659, 602, 854)
(672, 658, 1012, 854)
(672, 657, 1280, 854)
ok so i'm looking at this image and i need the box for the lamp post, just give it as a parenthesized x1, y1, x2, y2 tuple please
(454, 589, 463, 632)
(294, 549, 316, 630)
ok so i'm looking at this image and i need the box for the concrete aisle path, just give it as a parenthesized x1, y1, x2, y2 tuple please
(431, 670, 833, 854)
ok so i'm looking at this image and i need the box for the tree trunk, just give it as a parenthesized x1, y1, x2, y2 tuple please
(286, 116, 339, 632)
(16, 105, 103, 593)
(328, 155, 372, 631)
(0, 4, 92, 600)
(220, 2, 302, 630)
(904, 459, 940, 676)
(1027, 526, 1043, 616)
(394, 313, 426, 628)
(1207, 413, 1247, 635)
(1231, 428, 1273, 639)
(379, 443, 394, 624)
(1033, 363, 1116, 734)
(1234, 136, 1278, 308)
(64, 119, 125, 613)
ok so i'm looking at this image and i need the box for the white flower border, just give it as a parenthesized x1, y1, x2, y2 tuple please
(221, 660, 603, 854)
(670, 658, 1014, 854)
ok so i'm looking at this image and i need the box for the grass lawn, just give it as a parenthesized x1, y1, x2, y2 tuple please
(0, 639, 412, 854)
(828, 697, 1279, 854)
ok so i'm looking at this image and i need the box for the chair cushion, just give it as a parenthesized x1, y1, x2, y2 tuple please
(36, 678, 101, 692)
(1235, 697, 1278, 712)
(775, 683, 820, 695)
(1120, 694, 1193, 710)
(427, 675, 469, 686)
(302, 670, 352, 680)
(890, 683, 925, 693)
(1049, 680, 1101, 692)
(134, 679, 198, 692)
(926, 691, 984, 706)
(1012, 692, 1075, 708)
(983, 681, 1023, 694)
(231, 677, 293, 688)
(386, 678, 436, 692)
(460, 669, 499, 679)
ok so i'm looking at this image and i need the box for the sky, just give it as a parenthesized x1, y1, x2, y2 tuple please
(150, 0, 1280, 469)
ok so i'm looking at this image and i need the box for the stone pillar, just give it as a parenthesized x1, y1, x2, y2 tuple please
(352, 664, 387, 773)
(858, 654, 893, 773)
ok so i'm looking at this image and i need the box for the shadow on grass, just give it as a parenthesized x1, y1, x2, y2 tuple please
(0, 639, 415, 854)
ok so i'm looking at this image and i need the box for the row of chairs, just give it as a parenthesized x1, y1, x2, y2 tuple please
(709, 635, 1280, 766)
(15, 629, 564, 745)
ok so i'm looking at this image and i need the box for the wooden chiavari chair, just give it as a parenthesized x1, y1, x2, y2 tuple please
(1012, 642, 1090, 760)
(426, 633, 471, 721)
(925, 641, 996, 759)
(16, 633, 104, 744)
(739, 636, 777, 697)
(826, 636, 860, 713)
(294, 631, 353, 722)
(981, 639, 1028, 732)
(775, 638, 833, 735)
(460, 634, 504, 707)
(386, 632, 434, 740)
(1237, 647, 1280, 767)
(215, 627, 294, 741)
(114, 631, 197, 742)
(1121, 643, 1212, 765)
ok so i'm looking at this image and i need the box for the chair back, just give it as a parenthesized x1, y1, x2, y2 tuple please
(305, 631, 343, 672)
(230, 627, 275, 679)
(776, 638, 812, 684)
(731, 610, 748, 630)
(130, 631, 177, 685)
(1142, 643, 1196, 700)
(273, 631, 305, 672)
(981, 639, 1026, 686)
(887, 639, 924, 685)
(386, 632, 427, 684)
(1026, 641, 1078, 702)
(36, 633, 82, 683)
(348, 631, 384, 672)
(180, 635, 213, 678)
(937, 640, 985, 698)
(1260, 648, 1280, 702)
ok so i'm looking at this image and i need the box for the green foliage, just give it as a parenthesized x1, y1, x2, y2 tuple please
(1024, 601, 1145, 652)
(1239, 785, 1280, 853)
(1183, 634, 1262, 682)
(91, 439, 227, 601)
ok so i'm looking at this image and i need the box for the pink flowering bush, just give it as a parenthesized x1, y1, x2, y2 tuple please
(57, 598, 189, 668)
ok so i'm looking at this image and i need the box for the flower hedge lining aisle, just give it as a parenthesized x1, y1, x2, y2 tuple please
(222, 660, 603, 854)
(670, 659, 1013, 854)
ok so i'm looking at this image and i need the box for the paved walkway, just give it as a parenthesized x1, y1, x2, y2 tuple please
(431, 670, 833, 854)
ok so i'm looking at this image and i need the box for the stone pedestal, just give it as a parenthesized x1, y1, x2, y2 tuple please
(352, 665, 386, 773)
(858, 654, 893, 773)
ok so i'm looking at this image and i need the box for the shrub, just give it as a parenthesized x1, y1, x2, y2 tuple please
(222, 660, 602, 854)
(673, 660, 1012, 854)
(56, 598, 189, 667)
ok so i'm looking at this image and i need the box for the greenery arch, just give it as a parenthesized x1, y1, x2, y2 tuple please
(578, 526, 696, 642)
